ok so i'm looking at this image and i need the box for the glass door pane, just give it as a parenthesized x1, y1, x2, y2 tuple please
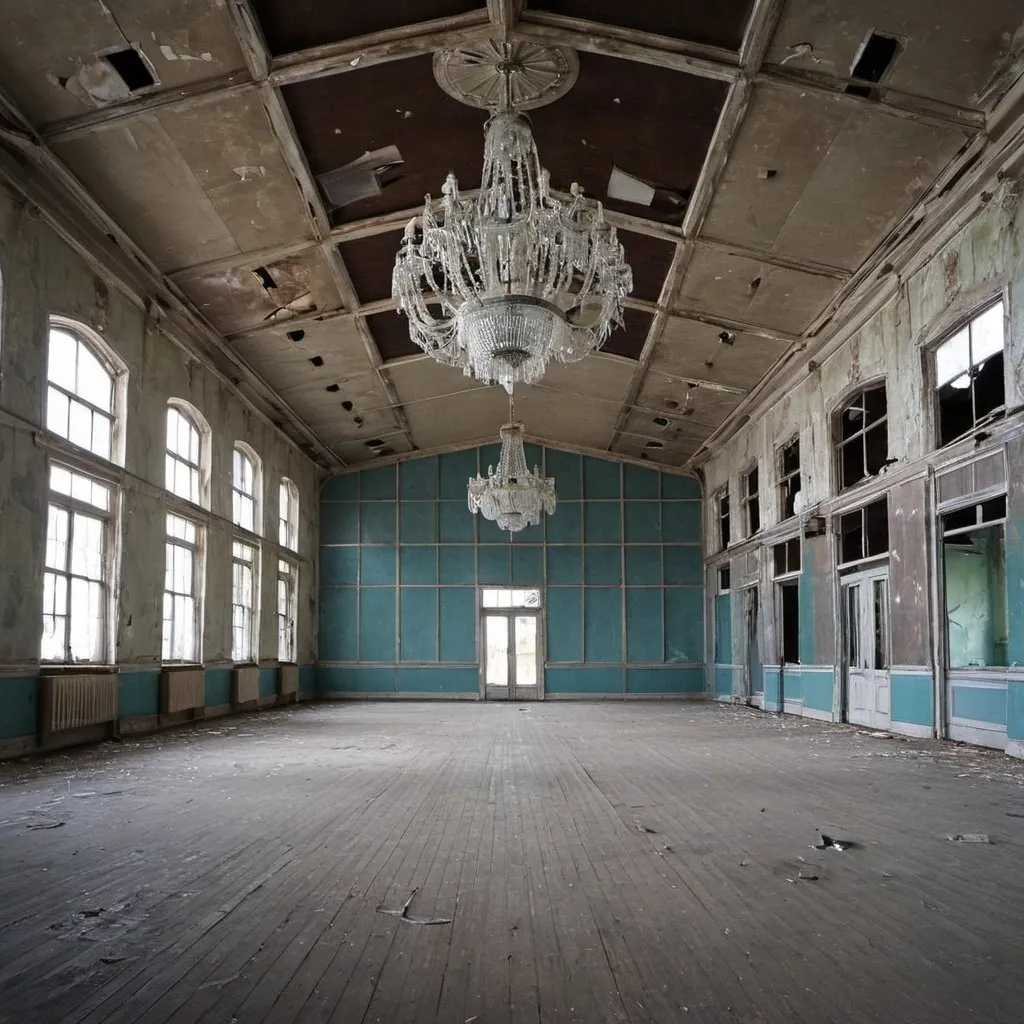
(514, 615, 537, 689)
(845, 584, 861, 669)
(485, 615, 509, 688)
(873, 578, 889, 670)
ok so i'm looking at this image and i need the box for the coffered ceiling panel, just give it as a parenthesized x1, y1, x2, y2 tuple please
(676, 249, 843, 335)
(403, 388, 508, 450)
(704, 84, 968, 270)
(251, 0, 481, 56)
(535, 354, 635, 406)
(531, 0, 754, 51)
(339, 230, 408, 305)
(618, 231, 679, 303)
(646, 318, 792, 393)
(388, 357, 489, 405)
(512, 387, 619, 451)
(765, 0, 1024, 108)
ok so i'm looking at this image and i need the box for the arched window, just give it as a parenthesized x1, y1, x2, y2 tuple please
(835, 383, 888, 492)
(279, 477, 299, 551)
(166, 400, 210, 506)
(232, 442, 262, 534)
(46, 318, 125, 462)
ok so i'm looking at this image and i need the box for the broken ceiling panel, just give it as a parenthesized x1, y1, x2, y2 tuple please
(335, 434, 417, 466)
(766, 0, 1024, 109)
(624, 387, 742, 438)
(646, 317, 791, 392)
(177, 251, 339, 335)
(531, 0, 754, 51)
(617, 231, 678, 302)
(704, 83, 967, 270)
(0, 0, 246, 125)
(339, 230, 408, 304)
(602, 308, 654, 360)
(250, 0, 480, 56)
(676, 249, 843, 335)
(610, 434, 698, 467)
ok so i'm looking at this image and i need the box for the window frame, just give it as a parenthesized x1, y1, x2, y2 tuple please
(162, 511, 205, 664)
(279, 477, 300, 552)
(930, 296, 1007, 449)
(778, 436, 801, 520)
(772, 535, 802, 580)
(836, 497, 890, 571)
(232, 442, 262, 535)
(834, 381, 889, 493)
(741, 464, 760, 537)
(41, 463, 119, 664)
(231, 539, 260, 664)
(165, 399, 211, 509)
(715, 487, 731, 552)
(277, 558, 298, 664)
(46, 316, 127, 467)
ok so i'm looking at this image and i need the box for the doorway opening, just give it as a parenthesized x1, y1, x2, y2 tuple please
(841, 569, 890, 729)
(480, 588, 543, 700)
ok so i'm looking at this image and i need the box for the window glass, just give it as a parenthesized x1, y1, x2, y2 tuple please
(943, 522, 1007, 668)
(46, 326, 116, 460)
(166, 406, 202, 504)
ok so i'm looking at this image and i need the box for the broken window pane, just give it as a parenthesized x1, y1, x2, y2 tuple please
(743, 466, 760, 536)
(779, 439, 801, 519)
(779, 582, 800, 664)
(837, 385, 887, 491)
(943, 523, 1007, 668)
(717, 489, 730, 549)
(937, 300, 1006, 446)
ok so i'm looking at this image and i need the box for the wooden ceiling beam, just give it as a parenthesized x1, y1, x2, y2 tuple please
(488, 0, 525, 38)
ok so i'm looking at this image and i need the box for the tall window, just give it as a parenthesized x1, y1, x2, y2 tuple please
(838, 498, 889, 567)
(42, 466, 113, 662)
(935, 300, 1005, 447)
(716, 488, 730, 551)
(42, 321, 125, 664)
(741, 466, 760, 536)
(46, 323, 120, 461)
(232, 541, 258, 662)
(232, 444, 261, 534)
(836, 384, 888, 491)
(942, 495, 1007, 668)
(277, 559, 297, 663)
(163, 513, 202, 662)
(166, 402, 208, 506)
(779, 438, 801, 519)
(279, 477, 299, 551)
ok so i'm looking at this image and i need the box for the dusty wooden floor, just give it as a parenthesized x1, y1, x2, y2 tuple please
(1, 702, 1024, 1024)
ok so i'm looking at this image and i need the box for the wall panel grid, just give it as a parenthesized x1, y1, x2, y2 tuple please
(320, 450, 703, 695)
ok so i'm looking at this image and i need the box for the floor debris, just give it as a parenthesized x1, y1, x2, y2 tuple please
(947, 832, 992, 843)
(377, 888, 452, 927)
(816, 834, 856, 851)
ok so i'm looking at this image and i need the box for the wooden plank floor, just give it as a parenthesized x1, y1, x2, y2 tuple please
(2, 702, 1024, 1024)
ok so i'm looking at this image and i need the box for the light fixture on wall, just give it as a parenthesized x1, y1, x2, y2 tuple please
(468, 394, 556, 533)
(392, 41, 632, 393)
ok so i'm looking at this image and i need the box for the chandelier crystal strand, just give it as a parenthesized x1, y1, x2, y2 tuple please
(467, 396, 557, 533)
(393, 46, 632, 393)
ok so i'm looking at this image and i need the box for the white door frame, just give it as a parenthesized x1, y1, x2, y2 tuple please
(479, 604, 544, 701)
(841, 567, 891, 729)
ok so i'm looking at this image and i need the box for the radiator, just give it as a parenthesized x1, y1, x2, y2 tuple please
(38, 673, 118, 738)
(278, 665, 299, 698)
(232, 666, 260, 706)
(160, 667, 205, 714)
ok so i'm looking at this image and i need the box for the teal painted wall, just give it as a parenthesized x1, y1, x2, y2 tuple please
(950, 682, 1006, 725)
(0, 677, 36, 739)
(802, 669, 835, 713)
(890, 673, 933, 726)
(714, 593, 731, 664)
(799, 542, 816, 664)
(319, 449, 704, 696)
(1008, 681, 1024, 741)
(714, 666, 733, 698)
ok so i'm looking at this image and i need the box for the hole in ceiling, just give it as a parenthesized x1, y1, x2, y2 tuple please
(325, 383, 340, 393)
(353, 415, 364, 426)
(653, 416, 671, 427)
(102, 47, 156, 92)
(749, 276, 762, 292)
(640, 453, 649, 460)
(341, 400, 354, 412)
(287, 329, 305, 342)
(847, 32, 902, 97)
(252, 266, 277, 290)
(309, 355, 324, 367)
(718, 330, 735, 345)
(364, 438, 385, 447)
(374, 447, 392, 458)
(645, 441, 664, 449)
(681, 407, 695, 417)
(664, 399, 680, 410)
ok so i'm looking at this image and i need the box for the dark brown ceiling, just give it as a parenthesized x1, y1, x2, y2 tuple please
(602, 308, 654, 361)
(367, 308, 423, 362)
(251, 0, 481, 55)
(339, 231, 408, 305)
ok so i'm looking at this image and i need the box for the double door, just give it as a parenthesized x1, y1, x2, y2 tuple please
(842, 568, 890, 729)
(483, 611, 541, 700)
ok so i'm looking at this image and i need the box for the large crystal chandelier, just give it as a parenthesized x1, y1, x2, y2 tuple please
(392, 45, 632, 393)
(468, 399, 556, 533)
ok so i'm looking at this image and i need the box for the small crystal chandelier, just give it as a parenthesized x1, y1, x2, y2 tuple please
(468, 397, 556, 533)
(392, 44, 632, 393)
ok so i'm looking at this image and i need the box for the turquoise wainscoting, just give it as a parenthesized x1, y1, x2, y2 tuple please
(320, 451, 705, 699)
(762, 666, 780, 712)
(1007, 681, 1024, 758)
(118, 670, 160, 719)
(947, 673, 1006, 748)
(890, 670, 934, 738)
(0, 676, 36, 740)
(259, 668, 278, 700)
(800, 668, 835, 719)
(204, 667, 233, 709)
(714, 666, 734, 699)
